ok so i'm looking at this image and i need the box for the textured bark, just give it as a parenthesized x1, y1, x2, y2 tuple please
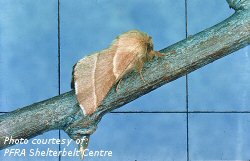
(0, 0, 249, 150)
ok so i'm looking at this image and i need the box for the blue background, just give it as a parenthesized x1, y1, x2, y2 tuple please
(1, 0, 250, 161)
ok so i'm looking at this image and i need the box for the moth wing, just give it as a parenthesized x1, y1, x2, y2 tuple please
(112, 37, 147, 80)
(92, 33, 149, 110)
(73, 53, 99, 115)
(73, 50, 117, 116)
(93, 50, 117, 111)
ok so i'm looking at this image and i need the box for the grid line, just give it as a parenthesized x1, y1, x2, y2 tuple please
(57, 0, 61, 161)
(111, 111, 250, 114)
(185, 0, 189, 160)
(2, 110, 250, 114)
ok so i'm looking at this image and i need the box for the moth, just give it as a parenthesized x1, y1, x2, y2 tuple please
(72, 30, 164, 116)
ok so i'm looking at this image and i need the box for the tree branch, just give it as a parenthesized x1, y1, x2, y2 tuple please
(1, 0, 249, 150)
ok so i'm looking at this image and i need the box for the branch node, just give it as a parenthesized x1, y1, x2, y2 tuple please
(64, 109, 98, 141)
(227, 0, 250, 10)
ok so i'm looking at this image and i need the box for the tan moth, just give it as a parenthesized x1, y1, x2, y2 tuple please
(72, 30, 164, 116)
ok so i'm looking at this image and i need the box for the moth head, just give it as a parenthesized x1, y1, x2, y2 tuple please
(146, 36, 154, 53)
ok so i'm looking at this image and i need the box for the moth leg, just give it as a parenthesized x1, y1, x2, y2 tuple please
(137, 60, 146, 83)
(146, 53, 154, 61)
(147, 51, 164, 61)
(140, 71, 146, 83)
(153, 51, 165, 57)
(116, 78, 123, 92)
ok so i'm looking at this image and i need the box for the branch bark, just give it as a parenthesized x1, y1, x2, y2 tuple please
(1, 0, 250, 150)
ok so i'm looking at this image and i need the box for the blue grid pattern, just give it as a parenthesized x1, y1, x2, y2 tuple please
(1, 0, 250, 161)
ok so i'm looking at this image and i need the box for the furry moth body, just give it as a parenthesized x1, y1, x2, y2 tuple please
(72, 30, 163, 116)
